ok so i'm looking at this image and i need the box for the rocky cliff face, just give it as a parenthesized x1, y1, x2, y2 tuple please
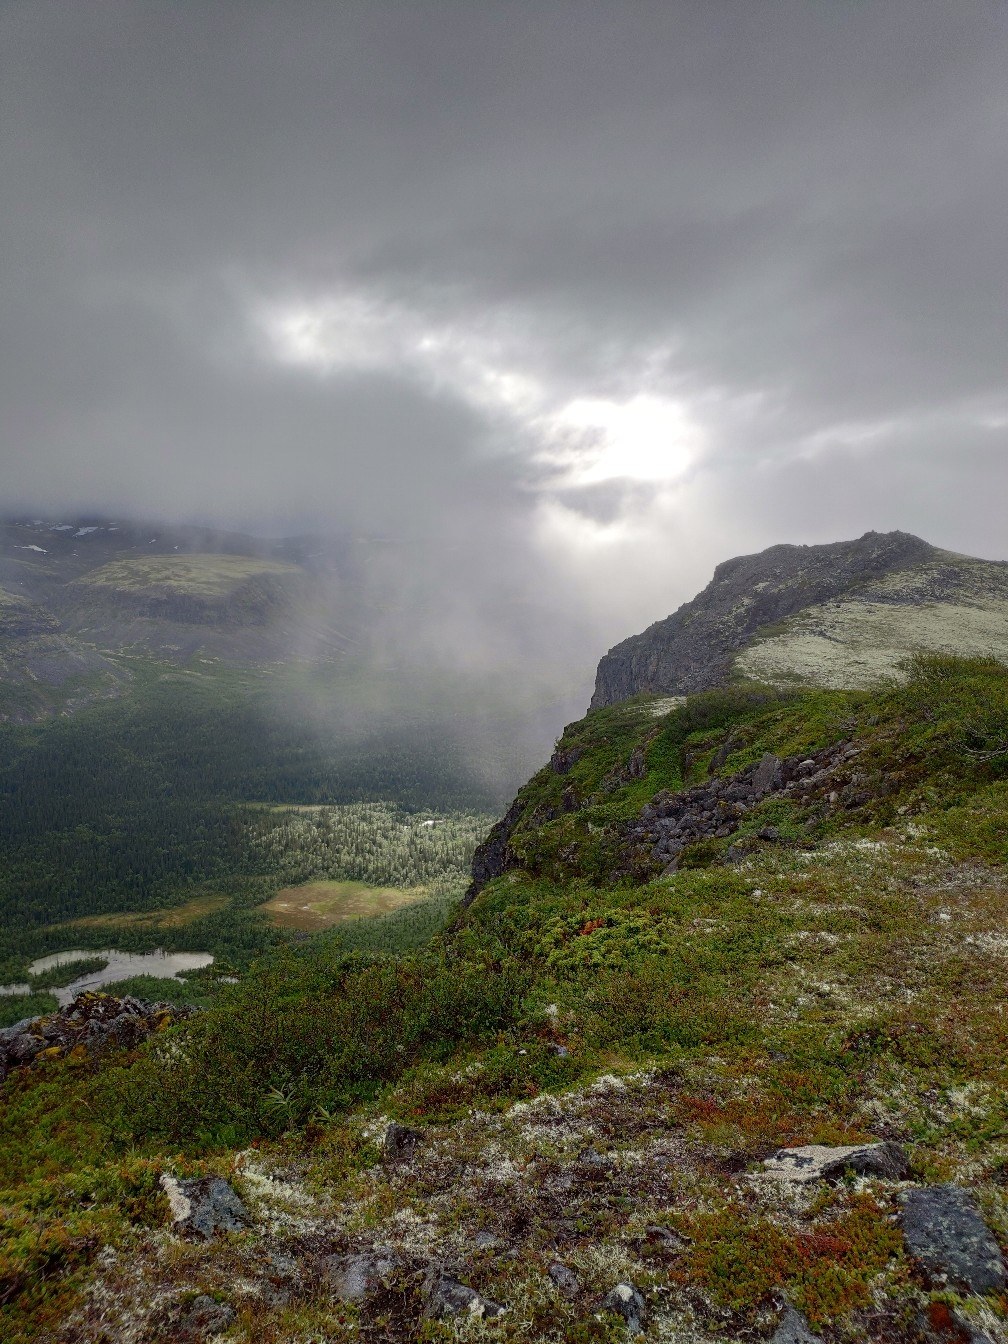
(590, 530, 1003, 708)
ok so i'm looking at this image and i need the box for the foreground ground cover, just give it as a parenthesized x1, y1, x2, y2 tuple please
(0, 655, 1006, 1342)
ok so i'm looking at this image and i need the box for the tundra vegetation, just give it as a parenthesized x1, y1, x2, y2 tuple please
(0, 655, 1007, 1342)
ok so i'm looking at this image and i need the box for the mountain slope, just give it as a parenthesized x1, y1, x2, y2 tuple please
(2, 654, 1008, 1343)
(591, 531, 1008, 707)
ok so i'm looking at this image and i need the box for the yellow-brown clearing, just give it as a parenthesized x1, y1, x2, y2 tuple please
(261, 881, 427, 931)
(61, 893, 229, 932)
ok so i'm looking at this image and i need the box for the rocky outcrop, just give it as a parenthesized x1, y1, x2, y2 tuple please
(624, 738, 867, 875)
(464, 727, 874, 901)
(0, 990, 197, 1079)
(900, 1186, 1007, 1294)
(160, 1174, 251, 1241)
(461, 794, 524, 906)
(590, 531, 937, 708)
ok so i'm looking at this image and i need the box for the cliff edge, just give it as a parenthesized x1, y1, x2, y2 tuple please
(590, 530, 1008, 707)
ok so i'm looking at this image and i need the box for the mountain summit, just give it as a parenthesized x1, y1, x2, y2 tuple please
(591, 530, 1008, 708)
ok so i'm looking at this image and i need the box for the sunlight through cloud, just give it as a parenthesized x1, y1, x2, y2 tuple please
(254, 290, 705, 505)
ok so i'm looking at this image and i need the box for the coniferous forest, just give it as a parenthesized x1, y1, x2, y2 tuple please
(0, 671, 504, 982)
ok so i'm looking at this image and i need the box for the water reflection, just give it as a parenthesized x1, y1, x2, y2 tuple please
(0, 949, 213, 1008)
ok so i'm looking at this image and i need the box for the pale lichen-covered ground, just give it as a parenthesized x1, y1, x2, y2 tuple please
(735, 554, 1008, 689)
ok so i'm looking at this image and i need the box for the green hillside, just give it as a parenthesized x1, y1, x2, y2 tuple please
(2, 655, 1007, 1341)
(75, 554, 302, 597)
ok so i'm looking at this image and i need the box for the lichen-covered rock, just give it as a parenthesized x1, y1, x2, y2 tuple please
(762, 1141, 909, 1185)
(384, 1121, 422, 1160)
(424, 1271, 505, 1320)
(178, 1293, 236, 1340)
(0, 991, 197, 1078)
(900, 1185, 1007, 1294)
(548, 1262, 581, 1298)
(161, 1174, 250, 1241)
(599, 1282, 646, 1335)
(772, 1304, 822, 1344)
(319, 1249, 404, 1301)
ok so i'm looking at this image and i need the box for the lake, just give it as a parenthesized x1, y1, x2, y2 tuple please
(0, 949, 213, 1008)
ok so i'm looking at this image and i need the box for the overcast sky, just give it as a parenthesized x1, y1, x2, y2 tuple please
(3, 1, 1007, 672)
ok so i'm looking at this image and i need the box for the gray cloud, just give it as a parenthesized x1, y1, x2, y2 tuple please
(2, 0, 1006, 690)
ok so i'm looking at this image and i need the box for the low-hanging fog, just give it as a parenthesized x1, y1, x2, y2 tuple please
(3, 1, 1007, 736)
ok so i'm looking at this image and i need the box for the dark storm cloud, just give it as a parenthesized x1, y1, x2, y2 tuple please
(2, 0, 1006, 674)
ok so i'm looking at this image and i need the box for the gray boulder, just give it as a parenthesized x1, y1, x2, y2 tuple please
(383, 1121, 422, 1160)
(179, 1293, 235, 1339)
(161, 1174, 250, 1241)
(320, 1250, 403, 1302)
(599, 1283, 646, 1336)
(6, 1031, 46, 1065)
(548, 1262, 581, 1298)
(752, 753, 784, 795)
(771, 1305, 822, 1344)
(762, 1141, 909, 1186)
(900, 1186, 1006, 1294)
(424, 1272, 505, 1320)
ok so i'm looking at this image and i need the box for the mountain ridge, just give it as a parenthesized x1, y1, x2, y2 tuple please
(590, 530, 1008, 708)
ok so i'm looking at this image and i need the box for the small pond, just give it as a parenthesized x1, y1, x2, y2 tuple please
(0, 949, 214, 1008)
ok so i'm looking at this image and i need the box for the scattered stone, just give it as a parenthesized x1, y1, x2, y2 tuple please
(549, 1262, 581, 1297)
(599, 1283, 646, 1335)
(320, 1250, 403, 1302)
(424, 1272, 505, 1320)
(576, 1146, 609, 1174)
(761, 1141, 909, 1185)
(771, 1304, 822, 1344)
(0, 992, 197, 1077)
(551, 745, 583, 775)
(178, 1293, 235, 1340)
(259, 1248, 300, 1307)
(900, 1186, 1007, 1293)
(384, 1121, 422, 1160)
(752, 752, 784, 794)
(161, 1174, 250, 1240)
(725, 839, 756, 864)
